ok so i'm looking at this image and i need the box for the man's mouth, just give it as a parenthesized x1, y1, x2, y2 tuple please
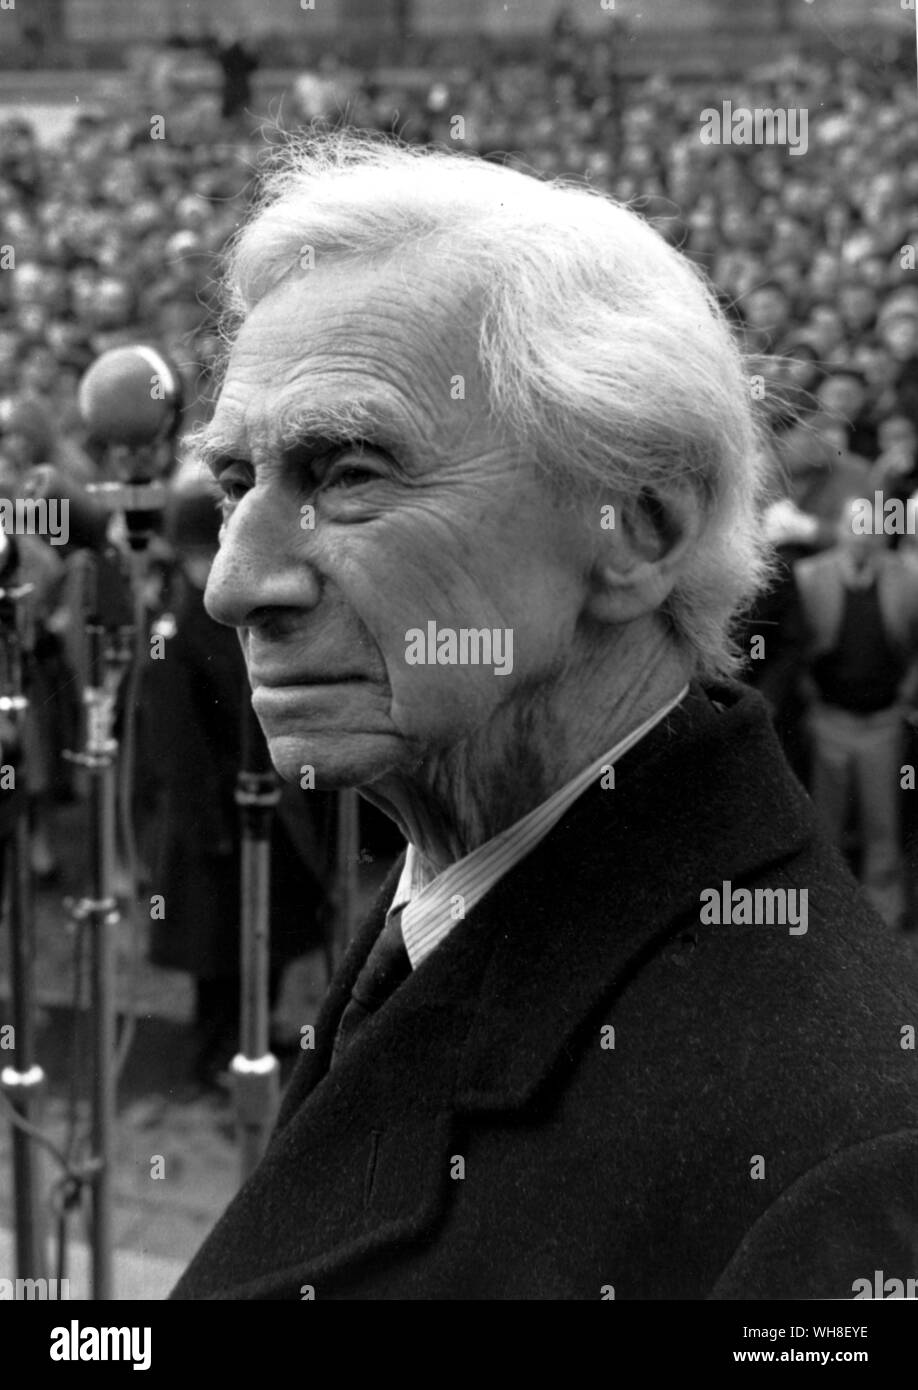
(249, 672, 370, 689)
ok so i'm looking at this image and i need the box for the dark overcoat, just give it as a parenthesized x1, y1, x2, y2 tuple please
(172, 684, 918, 1299)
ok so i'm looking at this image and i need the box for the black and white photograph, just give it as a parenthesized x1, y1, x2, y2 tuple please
(0, 0, 916, 1350)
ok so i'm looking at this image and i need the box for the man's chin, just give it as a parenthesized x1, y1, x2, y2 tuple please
(266, 732, 404, 791)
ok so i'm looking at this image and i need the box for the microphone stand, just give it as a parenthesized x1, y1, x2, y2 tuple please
(0, 549, 48, 1282)
(65, 546, 134, 1301)
(16, 392, 177, 1295)
(65, 474, 166, 1300)
(232, 696, 281, 1181)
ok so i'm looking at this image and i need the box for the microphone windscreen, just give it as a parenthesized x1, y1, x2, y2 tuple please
(78, 346, 181, 447)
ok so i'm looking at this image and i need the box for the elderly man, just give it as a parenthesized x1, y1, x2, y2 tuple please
(173, 137, 918, 1301)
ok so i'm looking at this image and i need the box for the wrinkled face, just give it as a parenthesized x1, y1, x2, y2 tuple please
(203, 257, 590, 790)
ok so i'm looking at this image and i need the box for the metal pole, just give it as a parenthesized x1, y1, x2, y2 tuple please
(66, 551, 135, 1301)
(0, 573, 47, 1281)
(232, 696, 281, 1182)
(72, 620, 124, 1301)
(1, 804, 48, 1280)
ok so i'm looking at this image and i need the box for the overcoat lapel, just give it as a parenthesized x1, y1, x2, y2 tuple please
(175, 853, 506, 1298)
(458, 685, 816, 1108)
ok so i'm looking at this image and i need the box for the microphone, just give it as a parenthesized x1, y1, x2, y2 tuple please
(18, 347, 181, 561)
(24, 465, 110, 552)
(78, 345, 183, 467)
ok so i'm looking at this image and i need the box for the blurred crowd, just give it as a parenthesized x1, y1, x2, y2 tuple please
(0, 21, 917, 1083)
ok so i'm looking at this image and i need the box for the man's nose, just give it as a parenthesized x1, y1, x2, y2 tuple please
(204, 485, 320, 629)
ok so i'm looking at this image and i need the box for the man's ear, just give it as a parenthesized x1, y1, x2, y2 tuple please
(584, 484, 704, 624)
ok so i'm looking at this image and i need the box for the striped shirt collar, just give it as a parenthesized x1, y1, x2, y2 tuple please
(389, 685, 689, 969)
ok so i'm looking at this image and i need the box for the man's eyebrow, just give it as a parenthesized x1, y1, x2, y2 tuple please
(192, 421, 244, 473)
(195, 398, 433, 475)
(275, 398, 421, 456)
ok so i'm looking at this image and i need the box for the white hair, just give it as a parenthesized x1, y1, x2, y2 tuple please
(221, 133, 772, 680)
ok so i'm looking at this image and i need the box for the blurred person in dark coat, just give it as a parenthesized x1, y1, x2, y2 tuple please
(200, 24, 260, 124)
(141, 488, 333, 1087)
(170, 138, 918, 1300)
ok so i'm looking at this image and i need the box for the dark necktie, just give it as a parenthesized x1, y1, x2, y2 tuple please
(331, 908, 411, 1065)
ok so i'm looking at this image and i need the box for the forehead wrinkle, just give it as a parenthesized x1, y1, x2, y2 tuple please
(205, 264, 487, 472)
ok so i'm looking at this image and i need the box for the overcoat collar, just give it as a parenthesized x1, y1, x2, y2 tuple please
(176, 684, 816, 1298)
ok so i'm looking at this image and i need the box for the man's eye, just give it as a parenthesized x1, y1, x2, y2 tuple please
(221, 479, 251, 502)
(325, 462, 379, 490)
(317, 442, 388, 491)
(213, 470, 252, 527)
(215, 467, 253, 504)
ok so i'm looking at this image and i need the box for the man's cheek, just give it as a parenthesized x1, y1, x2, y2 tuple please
(389, 662, 506, 732)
